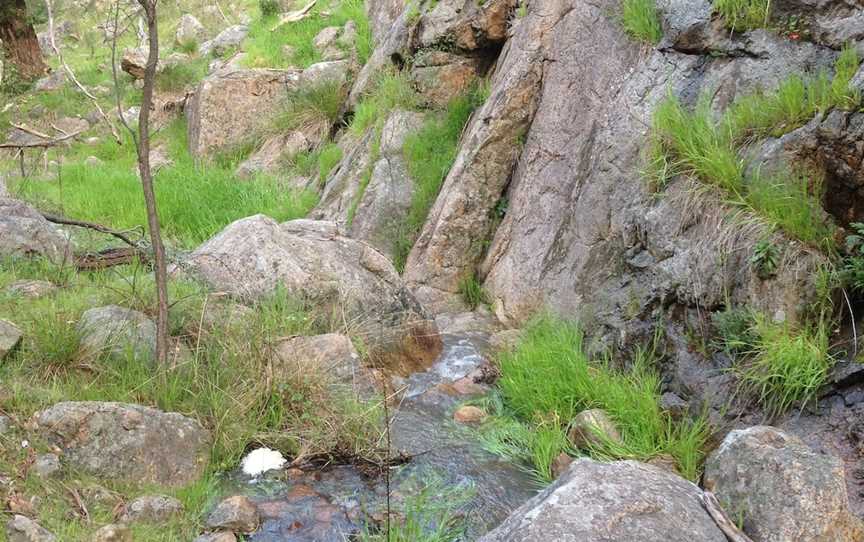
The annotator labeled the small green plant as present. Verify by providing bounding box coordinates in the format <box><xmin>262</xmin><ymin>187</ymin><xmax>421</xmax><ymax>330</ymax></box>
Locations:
<box><xmin>317</xmin><ymin>142</ymin><xmax>343</xmax><ymax>181</ymax></box>
<box><xmin>713</xmin><ymin>0</ymin><xmax>771</xmax><ymax>31</ymax></box>
<box><xmin>621</xmin><ymin>0</ymin><xmax>663</xmax><ymax>44</ymax></box>
<box><xmin>177</xmin><ymin>39</ymin><xmax>199</xmax><ymax>55</ymax></box>
<box><xmin>749</xmin><ymin>239</ymin><xmax>779</xmax><ymax>279</ymax></box>
<box><xmin>259</xmin><ymin>0</ymin><xmax>280</xmax><ymax>17</ymax></box>
<box><xmin>515</xmin><ymin>0</ymin><xmax>528</xmax><ymax>18</ymax></box>
<box><xmin>458</xmin><ymin>273</ymin><xmax>489</xmax><ymax>309</ymax></box>
<box><xmin>712</xmin><ymin>306</ymin><xmax>758</xmax><ymax>355</ymax></box>
<box><xmin>736</xmin><ymin>315</ymin><xmax>833</xmax><ymax>417</ymax></box>
<box><xmin>272</xmin><ymin>81</ymin><xmax>347</xmax><ymax>143</ymax></box>
<box><xmin>841</xmin><ymin>222</ymin><xmax>864</xmax><ymax>292</ymax></box>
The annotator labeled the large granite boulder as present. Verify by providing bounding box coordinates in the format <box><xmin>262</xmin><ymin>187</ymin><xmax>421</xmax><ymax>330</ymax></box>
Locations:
<box><xmin>186</xmin><ymin>69</ymin><xmax>299</xmax><ymax>159</ymax></box>
<box><xmin>77</xmin><ymin>305</ymin><xmax>156</xmax><ymax>362</ymax></box>
<box><xmin>175</xmin><ymin>14</ymin><xmax>207</xmax><ymax>47</ymax></box>
<box><xmin>479</xmin><ymin>459</ymin><xmax>726</xmax><ymax>541</ymax></box>
<box><xmin>182</xmin><ymin>217</ymin><xmax>439</xmax><ymax>356</ymax></box>
<box><xmin>33</xmin><ymin>402</ymin><xmax>210</xmax><ymax>487</ymax></box>
<box><xmin>704</xmin><ymin>426</ymin><xmax>864</xmax><ymax>542</ymax></box>
<box><xmin>0</xmin><ymin>199</ymin><xmax>70</xmax><ymax>261</ymax></box>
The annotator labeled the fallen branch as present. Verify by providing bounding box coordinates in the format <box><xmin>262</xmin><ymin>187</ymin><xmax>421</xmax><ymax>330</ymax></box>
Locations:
<box><xmin>75</xmin><ymin>247</ymin><xmax>148</xmax><ymax>271</ymax></box>
<box><xmin>0</xmin><ymin>129</ymin><xmax>85</xmax><ymax>149</ymax></box>
<box><xmin>9</xmin><ymin>122</ymin><xmax>53</xmax><ymax>140</ymax></box>
<box><xmin>701</xmin><ymin>491</ymin><xmax>754</xmax><ymax>542</ymax></box>
<box><xmin>270</xmin><ymin>0</ymin><xmax>317</xmax><ymax>31</ymax></box>
<box><xmin>40</xmin><ymin>212</ymin><xmax>142</xmax><ymax>247</ymax></box>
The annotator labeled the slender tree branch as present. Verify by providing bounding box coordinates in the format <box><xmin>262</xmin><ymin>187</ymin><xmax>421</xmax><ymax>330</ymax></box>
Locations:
<box><xmin>40</xmin><ymin>212</ymin><xmax>141</xmax><ymax>247</ymax></box>
<box><xmin>701</xmin><ymin>492</ymin><xmax>755</xmax><ymax>542</ymax></box>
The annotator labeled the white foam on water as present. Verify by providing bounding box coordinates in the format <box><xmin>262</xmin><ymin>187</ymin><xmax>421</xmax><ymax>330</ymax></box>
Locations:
<box><xmin>241</xmin><ymin>447</ymin><xmax>287</xmax><ymax>477</ymax></box>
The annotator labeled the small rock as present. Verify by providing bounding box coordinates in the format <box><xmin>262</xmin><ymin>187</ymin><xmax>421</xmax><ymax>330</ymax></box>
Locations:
<box><xmin>85</xmin><ymin>137</ymin><xmax>101</xmax><ymax>145</ymax></box>
<box><xmin>119</xmin><ymin>495</ymin><xmax>183</xmax><ymax>523</ymax></box>
<box><xmin>0</xmin><ymin>415</ymin><xmax>11</xmax><ymax>434</ymax></box>
<box><xmin>550</xmin><ymin>452</ymin><xmax>573</xmax><ymax>479</ymax></box>
<box><xmin>7</xmin><ymin>280</ymin><xmax>57</xmax><ymax>299</ymax></box>
<box><xmin>5</xmin><ymin>515</ymin><xmax>56</xmax><ymax>542</ymax></box>
<box><xmin>299</xmin><ymin>60</ymin><xmax>349</xmax><ymax>88</ymax></box>
<box><xmin>91</xmin><ymin>523</ymin><xmax>131</xmax><ymax>542</ymax></box>
<box><xmin>84</xmin><ymin>156</ymin><xmax>103</xmax><ymax>167</ymax></box>
<box><xmin>660</xmin><ymin>392</ymin><xmax>688</xmax><ymax>418</ymax></box>
<box><xmin>121</xmin><ymin>48</ymin><xmax>148</xmax><ymax>79</ymax></box>
<box><xmin>566</xmin><ymin>409</ymin><xmax>622</xmax><ymax>450</ymax></box>
<box><xmin>0</xmin><ymin>320</ymin><xmax>23</xmax><ymax>360</ymax></box>
<box><xmin>453</xmin><ymin>405</ymin><xmax>487</xmax><ymax>424</ymax></box>
<box><xmin>313</xmin><ymin>26</ymin><xmax>341</xmax><ymax>50</ymax></box>
<box><xmin>645</xmin><ymin>453</ymin><xmax>679</xmax><ymax>474</ymax></box>
<box><xmin>205</xmin><ymin>495</ymin><xmax>260</xmax><ymax>533</ymax></box>
<box><xmin>33</xmin><ymin>453</ymin><xmax>61</xmax><ymax>479</ymax></box>
<box><xmin>34</xmin><ymin>71</ymin><xmax>66</xmax><ymax>92</ymax></box>
<box><xmin>844</xmin><ymin>388</ymin><xmax>864</xmax><ymax>406</ymax></box>
<box><xmin>200</xmin><ymin>25</ymin><xmax>248</xmax><ymax>57</ymax></box>
<box><xmin>77</xmin><ymin>305</ymin><xmax>156</xmax><ymax>362</ymax></box>
<box><xmin>193</xmin><ymin>533</ymin><xmax>236</xmax><ymax>542</ymax></box>
<box><xmin>338</xmin><ymin>21</ymin><xmax>357</xmax><ymax>47</ymax></box>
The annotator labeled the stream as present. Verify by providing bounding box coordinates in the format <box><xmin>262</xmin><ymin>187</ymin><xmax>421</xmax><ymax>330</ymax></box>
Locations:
<box><xmin>219</xmin><ymin>333</ymin><xmax>539</xmax><ymax>541</ymax></box>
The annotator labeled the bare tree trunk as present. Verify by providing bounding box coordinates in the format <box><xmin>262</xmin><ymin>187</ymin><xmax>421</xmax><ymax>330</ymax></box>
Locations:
<box><xmin>136</xmin><ymin>0</ymin><xmax>169</xmax><ymax>365</ymax></box>
<box><xmin>0</xmin><ymin>0</ymin><xmax>47</xmax><ymax>81</ymax></box>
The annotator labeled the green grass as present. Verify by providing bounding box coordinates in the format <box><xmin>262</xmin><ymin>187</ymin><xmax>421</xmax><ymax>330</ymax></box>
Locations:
<box><xmin>713</xmin><ymin>0</ymin><xmax>771</xmax><ymax>31</ymax></box>
<box><xmin>458</xmin><ymin>273</ymin><xmax>489</xmax><ymax>309</ymax></box>
<box><xmin>350</xmin><ymin>70</ymin><xmax>419</xmax><ymax>136</ymax></box>
<box><xmin>10</xmin><ymin>119</ymin><xmax>318</xmax><ymax>248</ymax></box>
<box><xmin>650</xmin><ymin>46</ymin><xmax>861</xmax><ymax>248</ymax></box>
<box><xmin>270</xmin><ymin>80</ymin><xmax>347</xmax><ymax>142</ymax></box>
<box><xmin>155</xmin><ymin>56</ymin><xmax>209</xmax><ymax>92</ymax></box>
<box><xmin>0</xmin><ymin>253</ymin><xmax>385</xmax><ymax>539</ymax></box>
<box><xmin>621</xmin><ymin>0</ymin><xmax>663</xmax><ymax>44</ymax></box>
<box><xmin>734</xmin><ymin>314</ymin><xmax>833</xmax><ymax>417</ymax></box>
<box><xmin>317</xmin><ymin>141</ymin><xmax>343</xmax><ymax>181</ymax></box>
<box><xmin>481</xmin><ymin>316</ymin><xmax>709</xmax><ymax>482</ymax></box>
<box><xmin>392</xmin><ymin>87</ymin><xmax>486</xmax><ymax>270</ymax></box>
<box><xmin>243</xmin><ymin>0</ymin><xmax>373</xmax><ymax>69</ymax></box>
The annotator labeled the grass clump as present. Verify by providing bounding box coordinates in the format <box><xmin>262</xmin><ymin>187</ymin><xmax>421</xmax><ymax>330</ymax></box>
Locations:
<box><xmin>392</xmin><ymin>86</ymin><xmax>486</xmax><ymax>270</ymax></box>
<box><xmin>351</xmin><ymin>70</ymin><xmax>419</xmax><ymax>136</ymax></box>
<box><xmin>621</xmin><ymin>0</ymin><xmax>663</xmax><ymax>44</ymax></box>
<box><xmin>317</xmin><ymin>142</ymin><xmax>343</xmax><ymax>180</ymax></box>
<box><xmin>458</xmin><ymin>273</ymin><xmax>489</xmax><ymax>309</ymax></box>
<box><xmin>713</xmin><ymin>0</ymin><xmax>771</xmax><ymax>31</ymax></box>
<box><xmin>155</xmin><ymin>56</ymin><xmax>208</xmax><ymax>92</ymax></box>
<box><xmin>271</xmin><ymin>80</ymin><xmax>347</xmax><ymax>142</ymax></box>
<box><xmin>482</xmin><ymin>316</ymin><xmax>709</xmax><ymax>482</ymax></box>
<box><xmin>730</xmin><ymin>314</ymin><xmax>833</xmax><ymax>417</ymax></box>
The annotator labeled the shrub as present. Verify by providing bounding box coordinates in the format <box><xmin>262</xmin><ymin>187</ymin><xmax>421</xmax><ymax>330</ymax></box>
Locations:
<box><xmin>621</xmin><ymin>0</ymin><xmax>663</xmax><ymax>44</ymax></box>
<box><xmin>259</xmin><ymin>0</ymin><xmax>280</xmax><ymax>17</ymax></box>
<box><xmin>486</xmin><ymin>315</ymin><xmax>709</xmax><ymax>481</ymax></box>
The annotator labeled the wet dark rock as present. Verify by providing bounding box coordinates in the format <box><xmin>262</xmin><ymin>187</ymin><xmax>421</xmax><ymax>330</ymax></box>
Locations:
<box><xmin>205</xmin><ymin>495</ymin><xmax>260</xmax><ymax>533</ymax></box>
<box><xmin>660</xmin><ymin>392</ymin><xmax>689</xmax><ymax>418</ymax></box>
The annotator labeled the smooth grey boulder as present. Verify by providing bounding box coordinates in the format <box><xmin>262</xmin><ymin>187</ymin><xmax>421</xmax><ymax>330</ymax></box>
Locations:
<box><xmin>77</xmin><ymin>305</ymin><xmax>156</xmax><ymax>362</ymax></box>
<box><xmin>704</xmin><ymin>426</ymin><xmax>864</xmax><ymax>542</ymax></box>
<box><xmin>199</xmin><ymin>25</ymin><xmax>248</xmax><ymax>57</ymax></box>
<box><xmin>175</xmin><ymin>14</ymin><xmax>206</xmax><ymax>47</ymax></box>
<box><xmin>274</xmin><ymin>333</ymin><xmax>375</xmax><ymax>397</ymax></box>
<box><xmin>183</xmin><ymin>216</ymin><xmax>439</xmax><ymax>355</ymax></box>
<box><xmin>0</xmin><ymin>320</ymin><xmax>22</xmax><ymax>360</ymax></box>
<box><xmin>33</xmin><ymin>402</ymin><xmax>210</xmax><ymax>487</ymax></box>
<box><xmin>479</xmin><ymin>459</ymin><xmax>726</xmax><ymax>541</ymax></box>
<box><xmin>186</xmin><ymin>68</ymin><xmax>299</xmax><ymax>159</ymax></box>
<box><xmin>0</xmin><ymin>199</ymin><xmax>70</xmax><ymax>260</ymax></box>
<box><xmin>5</xmin><ymin>516</ymin><xmax>56</xmax><ymax>542</ymax></box>
<box><xmin>299</xmin><ymin>59</ymin><xmax>350</xmax><ymax>88</ymax></box>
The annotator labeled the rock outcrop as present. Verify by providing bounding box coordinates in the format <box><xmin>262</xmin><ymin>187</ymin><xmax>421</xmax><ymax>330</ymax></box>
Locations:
<box><xmin>182</xmin><ymin>216</ymin><xmax>439</xmax><ymax>356</ymax></box>
<box><xmin>479</xmin><ymin>459</ymin><xmax>726</xmax><ymax>541</ymax></box>
<box><xmin>34</xmin><ymin>402</ymin><xmax>210</xmax><ymax>487</ymax></box>
<box><xmin>0</xmin><ymin>199</ymin><xmax>70</xmax><ymax>260</ymax></box>
<box><xmin>704</xmin><ymin>426</ymin><xmax>864</xmax><ymax>542</ymax></box>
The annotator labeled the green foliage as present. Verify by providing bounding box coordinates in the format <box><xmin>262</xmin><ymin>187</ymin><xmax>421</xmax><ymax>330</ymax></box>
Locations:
<box><xmin>735</xmin><ymin>316</ymin><xmax>833</xmax><ymax>417</ymax></box>
<box><xmin>713</xmin><ymin>0</ymin><xmax>771</xmax><ymax>31</ymax></box>
<box><xmin>317</xmin><ymin>142</ymin><xmax>343</xmax><ymax>180</ymax></box>
<box><xmin>650</xmin><ymin>47</ymin><xmax>863</xmax><ymax>248</ymax></box>
<box><xmin>841</xmin><ymin>222</ymin><xmax>864</xmax><ymax>292</ymax></box>
<box><xmin>749</xmin><ymin>239</ymin><xmax>780</xmax><ymax>279</ymax></box>
<box><xmin>458</xmin><ymin>273</ymin><xmax>489</xmax><ymax>309</ymax></box>
<box><xmin>392</xmin><ymin>87</ymin><xmax>486</xmax><ymax>270</ymax></box>
<box><xmin>259</xmin><ymin>0</ymin><xmax>280</xmax><ymax>17</ymax></box>
<box><xmin>13</xmin><ymin>119</ymin><xmax>318</xmax><ymax>247</ymax></box>
<box><xmin>358</xmin><ymin>477</ymin><xmax>473</xmax><ymax>542</ymax></box>
<box><xmin>621</xmin><ymin>0</ymin><xmax>663</xmax><ymax>44</ymax></box>
<box><xmin>351</xmin><ymin>69</ymin><xmax>419</xmax><ymax>136</ymax></box>
<box><xmin>244</xmin><ymin>0</ymin><xmax>373</xmax><ymax>69</ymax></box>
<box><xmin>712</xmin><ymin>306</ymin><xmax>759</xmax><ymax>355</ymax></box>
<box><xmin>485</xmin><ymin>315</ymin><xmax>709</xmax><ymax>482</ymax></box>
<box><xmin>155</xmin><ymin>57</ymin><xmax>208</xmax><ymax>92</ymax></box>
<box><xmin>271</xmin><ymin>80</ymin><xmax>347</xmax><ymax>141</ymax></box>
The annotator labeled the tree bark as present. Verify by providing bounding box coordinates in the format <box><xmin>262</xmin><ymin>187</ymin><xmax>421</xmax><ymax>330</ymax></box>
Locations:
<box><xmin>136</xmin><ymin>0</ymin><xmax>169</xmax><ymax>365</ymax></box>
<box><xmin>0</xmin><ymin>0</ymin><xmax>47</xmax><ymax>81</ymax></box>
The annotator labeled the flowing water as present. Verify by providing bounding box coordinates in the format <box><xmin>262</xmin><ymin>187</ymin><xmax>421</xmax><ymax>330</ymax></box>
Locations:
<box><xmin>219</xmin><ymin>333</ymin><xmax>538</xmax><ymax>541</ymax></box>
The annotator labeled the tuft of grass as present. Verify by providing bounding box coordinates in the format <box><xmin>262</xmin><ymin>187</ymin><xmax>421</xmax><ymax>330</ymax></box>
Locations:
<box><xmin>483</xmin><ymin>315</ymin><xmax>709</xmax><ymax>482</ymax></box>
<box><xmin>350</xmin><ymin>69</ymin><xmax>419</xmax><ymax>136</ymax></box>
<box><xmin>271</xmin><ymin>80</ymin><xmax>347</xmax><ymax>142</ymax></box>
<box><xmin>621</xmin><ymin>0</ymin><xmax>663</xmax><ymax>44</ymax></box>
<box><xmin>713</xmin><ymin>0</ymin><xmax>771</xmax><ymax>31</ymax></box>
<box><xmin>155</xmin><ymin>57</ymin><xmax>208</xmax><ymax>92</ymax></box>
<box><xmin>735</xmin><ymin>315</ymin><xmax>833</xmax><ymax>417</ymax></box>
<box><xmin>458</xmin><ymin>273</ymin><xmax>489</xmax><ymax>310</ymax></box>
<box><xmin>392</xmin><ymin>87</ymin><xmax>486</xmax><ymax>270</ymax></box>
<box><xmin>244</xmin><ymin>0</ymin><xmax>373</xmax><ymax>69</ymax></box>
<box><xmin>12</xmin><ymin>119</ymin><xmax>318</xmax><ymax>248</ymax></box>
<box><xmin>317</xmin><ymin>142</ymin><xmax>343</xmax><ymax>181</ymax></box>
